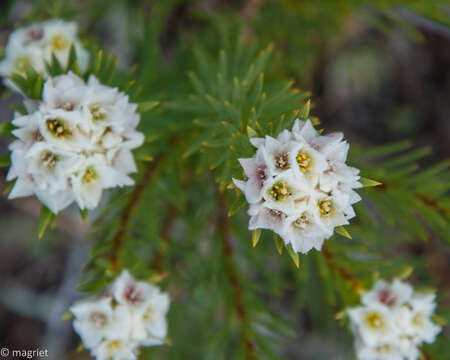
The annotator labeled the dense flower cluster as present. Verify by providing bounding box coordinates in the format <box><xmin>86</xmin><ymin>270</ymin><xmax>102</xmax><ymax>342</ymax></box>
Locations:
<box><xmin>233</xmin><ymin>119</ymin><xmax>361</xmax><ymax>254</ymax></box>
<box><xmin>7</xmin><ymin>72</ymin><xmax>144</xmax><ymax>213</ymax></box>
<box><xmin>70</xmin><ymin>270</ymin><xmax>170</xmax><ymax>360</ymax></box>
<box><xmin>348</xmin><ymin>279</ymin><xmax>441</xmax><ymax>360</ymax></box>
<box><xmin>0</xmin><ymin>19</ymin><xmax>89</xmax><ymax>83</ymax></box>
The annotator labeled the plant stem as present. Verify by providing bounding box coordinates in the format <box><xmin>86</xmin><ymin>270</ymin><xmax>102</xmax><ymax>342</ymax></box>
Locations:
<box><xmin>214</xmin><ymin>180</ymin><xmax>256</xmax><ymax>360</ymax></box>
<box><xmin>322</xmin><ymin>244</ymin><xmax>363</xmax><ymax>293</ymax></box>
<box><xmin>109</xmin><ymin>154</ymin><xmax>165</xmax><ymax>273</ymax></box>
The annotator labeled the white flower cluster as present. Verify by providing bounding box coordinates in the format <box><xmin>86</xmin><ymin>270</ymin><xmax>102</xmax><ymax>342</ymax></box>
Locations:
<box><xmin>348</xmin><ymin>279</ymin><xmax>441</xmax><ymax>360</ymax></box>
<box><xmin>70</xmin><ymin>270</ymin><xmax>170</xmax><ymax>360</ymax></box>
<box><xmin>7</xmin><ymin>72</ymin><xmax>144</xmax><ymax>213</ymax></box>
<box><xmin>233</xmin><ymin>119</ymin><xmax>361</xmax><ymax>254</ymax></box>
<box><xmin>0</xmin><ymin>19</ymin><xmax>89</xmax><ymax>82</ymax></box>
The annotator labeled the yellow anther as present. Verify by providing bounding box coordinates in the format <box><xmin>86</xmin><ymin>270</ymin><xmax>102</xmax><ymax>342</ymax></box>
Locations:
<box><xmin>269</xmin><ymin>181</ymin><xmax>291</xmax><ymax>201</ymax></box>
<box><xmin>51</xmin><ymin>34</ymin><xmax>68</xmax><ymax>50</ymax></box>
<box><xmin>319</xmin><ymin>199</ymin><xmax>335</xmax><ymax>217</ymax></box>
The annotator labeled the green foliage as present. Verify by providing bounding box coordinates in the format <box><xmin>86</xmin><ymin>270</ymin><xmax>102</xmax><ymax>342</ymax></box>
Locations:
<box><xmin>0</xmin><ymin>0</ymin><xmax>449</xmax><ymax>359</ymax></box>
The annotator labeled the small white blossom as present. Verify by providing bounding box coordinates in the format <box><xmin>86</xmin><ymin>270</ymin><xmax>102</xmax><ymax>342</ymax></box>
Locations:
<box><xmin>70</xmin><ymin>297</ymin><xmax>131</xmax><ymax>349</ymax></box>
<box><xmin>92</xmin><ymin>339</ymin><xmax>139</xmax><ymax>360</ymax></box>
<box><xmin>248</xmin><ymin>203</ymin><xmax>288</xmax><ymax>236</ymax></box>
<box><xmin>6</xmin><ymin>72</ymin><xmax>144</xmax><ymax>213</ymax></box>
<box><xmin>362</xmin><ymin>279</ymin><xmax>413</xmax><ymax>308</ymax></box>
<box><xmin>70</xmin><ymin>270</ymin><xmax>170</xmax><ymax>360</ymax></box>
<box><xmin>233</xmin><ymin>119</ymin><xmax>362</xmax><ymax>253</ymax></box>
<box><xmin>0</xmin><ymin>19</ymin><xmax>89</xmax><ymax>87</ymax></box>
<box><xmin>348</xmin><ymin>278</ymin><xmax>441</xmax><ymax>360</ymax></box>
<box><xmin>348</xmin><ymin>304</ymin><xmax>397</xmax><ymax>347</ymax></box>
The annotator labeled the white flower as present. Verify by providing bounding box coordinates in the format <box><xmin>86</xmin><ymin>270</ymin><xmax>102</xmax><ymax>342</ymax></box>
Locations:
<box><xmin>282</xmin><ymin>211</ymin><xmax>332</xmax><ymax>253</ymax></box>
<box><xmin>397</xmin><ymin>293</ymin><xmax>442</xmax><ymax>344</ymax></box>
<box><xmin>348</xmin><ymin>279</ymin><xmax>441</xmax><ymax>360</ymax></box>
<box><xmin>132</xmin><ymin>290</ymin><xmax>170</xmax><ymax>346</ymax></box>
<box><xmin>248</xmin><ymin>203</ymin><xmax>288</xmax><ymax>236</ymax></box>
<box><xmin>0</xmin><ymin>19</ymin><xmax>89</xmax><ymax>86</ymax></box>
<box><xmin>233</xmin><ymin>148</ymin><xmax>270</xmax><ymax>204</ymax></box>
<box><xmin>348</xmin><ymin>304</ymin><xmax>397</xmax><ymax>347</ymax></box>
<box><xmin>7</xmin><ymin>72</ymin><xmax>144</xmax><ymax>213</ymax></box>
<box><xmin>113</xmin><ymin>270</ymin><xmax>159</xmax><ymax>310</ymax></box>
<box><xmin>261</xmin><ymin>169</ymin><xmax>310</xmax><ymax>215</ymax></box>
<box><xmin>355</xmin><ymin>339</ymin><xmax>406</xmax><ymax>360</ymax></box>
<box><xmin>70</xmin><ymin>297</ymin><xmax>131</xmax><ymax>349</ymax></box>
<box><xmin>70</xmin><ymin>270</ymin><xmax>170</xmax><ymax>360</ymax></box>
<box><xmin>92</xmin><ymin>339</ymin><xmax>139</xmax><ymax>360</ymax></box>
<box><xmin>71</xmin><ymin>154</ymin><xmax>133</xmax><ymax>210</ymax></box>
<box><xmin>234</xmin><ymin>119</ymin><xmax>362</xmax><ymax>254</ymax></box>
<box><xmin>362</xmin><ymin>279</ymin><xmax>413</xmax><ymax>308</ymax></box>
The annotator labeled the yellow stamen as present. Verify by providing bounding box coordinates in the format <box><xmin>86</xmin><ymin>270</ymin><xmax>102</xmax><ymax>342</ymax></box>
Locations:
<box><xmin>269</xmin><ymin>181</ymin><xmax>292</xmax><ymax>201</ymax></box>
<box><xmin>296</xmin><ymin>150</ymin><xmax>313</xmax><ymax>173</ymax></box>
<box><xmin>51</xmin><ymin>34</ymin><xmax>68</xmax><ymax>50</ymax></box>
<box><xmin>365</xmin><ymin>312</ymin><xmax>385</xmax><ymax>330</ymax></box>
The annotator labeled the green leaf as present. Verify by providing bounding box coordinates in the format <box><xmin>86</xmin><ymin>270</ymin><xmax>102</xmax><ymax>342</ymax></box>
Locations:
<box><xmin>252</xmin><ymin>229</ymin><xmax>261</xmax><ymax>247</ymax></box>
<box><xmin>46</xmin><ymin>53</ymin><xmax>64</xmax><ymax>77</ymax></box>
<box><xmin>38</xmin><ymin>206</ymin><xmax>54</xmax><ymax>239</ymax></box>
<box><xmin>0</xmin><ymin>154</ymin><xmax>10</xmax><ymax>167</ymax></box>
<box><xmin>3</xmin><ymin>180</ymin><xmax>15</xmax><ymax>196</ymax></box>
<box><xmin>431</xmin><ymin>314</ymin><xmax>447</xmax><ymax>326</ymax></box>
<box><xmin>396</xmin><ymin>266</ymin><xmax>413</xmax><ymax>280</ymax></box>
<box><xmin>66</xmin><ymin>44</ymin><xmax>78</xmax><ymax>74</ymax></box>
<box><xmin>274</xmin><ymin>233</ymin><xmax>284</xmax><ymax>254</ymax></box>
<box><xmin>227</xmin><ymin>195</ymin><xmax>246</xmax><ymax>217</ymax></box>
<box><xmin>61</xmin><ymin>312</ymin><xmax>73</xmax><ymax>321</ymax></box>
<box><xmin>299</xmin><ymin>99</ymin><xmax>311</xmax><ymax>120</ymax></box>
<box><xmin>0</xmin><ymin>121</ymin><xmax>15</xmax><ymax>136</ymax></box>
<box><xmin>138</xmin><ymin>101</ymin><xmax>160</xmax><ymax>113</ymax></box>
<box><xmin>360</xmin><ymin>177</ymin><xmax>382</xmax><ymax>187</ymax></box>
<box><xmin>335</xmin><ymin>226</ymin><xmax>352</xmax><ymax>239</ymax></box>
<box><xmin>80</xmin><ymin>209</ymin><xmax>89</xmax><ymax>224</ymax></box>
<box><xmin>10</xmin><ymin>104</ymin><xmax>27</xmax><ymax>115</ymax></box>
<box><xmin>246</xmin><ymin>125</ymin><xmax>258</xmax><ymax>138</ymax></box>
<box><xmin>286</xmin><ymin>244</ymin><xmax>300</xmax><ymax>268</ymax></box>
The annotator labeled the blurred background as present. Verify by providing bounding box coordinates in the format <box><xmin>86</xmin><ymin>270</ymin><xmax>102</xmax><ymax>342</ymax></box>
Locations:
<box><xmin>0</xmin><ymin>0</ymin><xmax>449</xmax><ymax>359</ymax></box>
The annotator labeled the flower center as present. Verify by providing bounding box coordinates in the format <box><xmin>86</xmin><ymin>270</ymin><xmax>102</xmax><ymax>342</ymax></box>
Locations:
<box><xmin>14</xmin><ymin>56</ymin><xmax>31</xmax><ymax>73</ymax></box>
<box><xmin>58</xmin><ymin>102</ymin><xmax>75</xmax><ymax>111</ymax></box>
<box><xmin>267</xmin><ymin>208</ymin><xmax>285</xmax><ymax>221</ymax></box>
<box><xmin>375</xmin><ymin>344</ymin><xmax>391</xmax><ymax>354</ymax></box>
<box><xmin>89</xmin><ymin>104</ymin><xmax>107</xmax><ymax>121</ymax></box>
<box><xmin>33</xmin><ymin>130</ymin><xmax>44</xmax><ymax>142</ymax></box>
<box><xmin>123</xmin><ymin>283</ymin><xmax>143</xmax><ymax>305</ymax></box>
<box><xmin>89</xmin><ymin>311</ymin><xmax>108</xmax><ymax>328</ymax></box>
<box><xmin>269</xmin><ymin>181</ymin><xmax>292</xmax><ymax>201</ymax></box>
<box><xmin>46</xmin><ymin>118</ymin><xmax>72</xmax><ymax>139</ymax></box>
<box><xmin>365</xmin><ymin>312</ymin><xmax>385</xmax><ymax>330</ymax></box>
<box><xmin>296</xmin><ymin>151</ymin><xmax>314</xmax><ymax>173</ymax></box>
<box><xmin>40</xmin><ymin>151</ymin><xmax>59</xmax><ymax>169</ymax></box>
<box><xmin>412</xmin><ymin>312</ymin><xmax>424</xmax><ymax>326</ymax></box>
<box><xmin>27</xmin><ymin>28</ymin><xmax>44</xmax><ymax>41</ymax></box>
<box><xmin>293</xmin><ymin>213</ymin><xmax>310</xmax><ymax>229</ymax></box>
<box><xmin>51</xmin><ymin>34</ymin><xmax>69</xmax><ymax>51</ymax></box>
<box><xmin>378</xmin><ymin>289</ymin><xmax>397</xmax><ymax>307</ymax></box>
<box><xmin>318</xmin><ymin>199</ymin><xmax>336</xmax><ymax>217</ymax></box>
<box><xmin>256</xmin><ymin>166</ymin><xmax>266</xmax><ymax>181</ymax></box>
<box><xmin>143</xmin><ymin>306</ymin><xmax>153</xmax><ymax>322</ymax></box>
<box><xmin>274</xmin><ymin>152</ymin><xmax>289</xmax><ymax>170</ymax></box>
<box><xmin>107</xmin><ymin>341</ymin><xmax>123</xmax><ymax>355</ymax></box>
<box><xmin>82</xmin><ymin>166</ymin><xmax>98</xmax><ymax>184</ymax></box>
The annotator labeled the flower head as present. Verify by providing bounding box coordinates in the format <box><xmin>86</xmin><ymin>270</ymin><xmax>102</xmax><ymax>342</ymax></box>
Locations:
<box><xmin>233</xmin><ymin>119</ymin><xmax>361</xmax><ymax>254</ymax></box>
<box><xmin>70</xmin><ymin>270</ymin><xmax>170</xmax><ymax>360</ymax></box>
<box><xmin>7</xmin><ymin>72</ymin><xmax>144</xmax><ymax>213</ymax></box>
<box><xmin>0</xmin><ymin>19</ymin><xmax>89</xmax><ymax>87</ymax></box>
<box><xmin>348</xmin><ymin>278</ymin><xmax>441</xmax><ymax>360</ymax></box>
